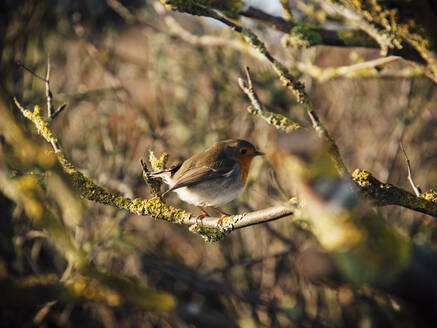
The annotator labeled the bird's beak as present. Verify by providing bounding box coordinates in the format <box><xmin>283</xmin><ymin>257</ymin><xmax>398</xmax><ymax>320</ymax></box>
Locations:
<box><xmin>254</xmin><ymin>151</ymin><xmax>265</xmax><ymax>156</ymax></box>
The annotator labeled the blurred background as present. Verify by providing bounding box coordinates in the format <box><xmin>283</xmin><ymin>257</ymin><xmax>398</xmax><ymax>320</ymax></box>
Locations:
<box><xmin>1</xmin><ymin>0</ymin><xmax>436</xmax><ymax>327</ymax></box>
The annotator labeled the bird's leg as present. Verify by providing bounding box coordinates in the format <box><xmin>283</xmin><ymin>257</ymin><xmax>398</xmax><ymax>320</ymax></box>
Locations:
<box><xmin>207</xmin><ymin>206</ymin><xmax>230</xmax><ymax>225</ymax></box>
<box><xmin>196</xmin><ymin>206</ymin><xmax>210</xmax><ymax>224</ymax></box>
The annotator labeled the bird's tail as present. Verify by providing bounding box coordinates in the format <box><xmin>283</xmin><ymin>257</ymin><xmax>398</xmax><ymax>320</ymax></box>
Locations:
<box><xmin>148</xmin><ymin>162</ymin><xmax>182</xmax><ymax>177</ymax></box>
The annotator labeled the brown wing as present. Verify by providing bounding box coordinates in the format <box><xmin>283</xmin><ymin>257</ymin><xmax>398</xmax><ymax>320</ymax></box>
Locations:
<box><xmin>164</xmin><ymin>159</ymin><xmax>235</xmax><ymax>194</ymax></box>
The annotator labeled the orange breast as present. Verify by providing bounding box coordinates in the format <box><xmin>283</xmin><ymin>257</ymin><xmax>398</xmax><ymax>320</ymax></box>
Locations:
<box><xmin>233</xmin><ymin>156</ymin><xmax>254</xmax><ymax>185</ymax></box>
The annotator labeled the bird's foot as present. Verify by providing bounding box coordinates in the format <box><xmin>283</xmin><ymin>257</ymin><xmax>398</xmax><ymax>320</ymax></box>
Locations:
<box><xmin>217</xmin><ymin>214</ymin><xmax>228</xmax><ymax>226</ymax></box>
<box><xmin>207</xmin><ymin>206</ymin><xmax>230</xmax><ymax>226</ymax></box>
<box><xmin>196</xmin><ymin>206</ymin><xmax>210</xmax><ymax>225</ymax></box>
<box><xmin>195</xmin><ymin>214</ymin><xmax>206</xmax><ymax>225</ymax></box>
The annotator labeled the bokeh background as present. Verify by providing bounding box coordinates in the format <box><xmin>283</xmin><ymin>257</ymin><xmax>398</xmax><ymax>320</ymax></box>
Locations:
<box><xmin>1</xmin><ymin>0</ymin><xmax>436</xmax><ymax>327</ymax></box>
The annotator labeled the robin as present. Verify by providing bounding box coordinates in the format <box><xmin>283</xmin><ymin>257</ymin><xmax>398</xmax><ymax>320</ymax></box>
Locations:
<box><xmin>150</xmin><ymin>139</ymin><xmax>264</xmax><ymax>220</ymax></box>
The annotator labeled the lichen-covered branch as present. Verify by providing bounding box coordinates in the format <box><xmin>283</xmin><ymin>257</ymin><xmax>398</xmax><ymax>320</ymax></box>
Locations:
<box><xmin>13</xmin><ymin>98</ymin><xmax>293</xmax><ymax>241</ymax></box>
<box><xmin>352</xmin><ymin>169</ymin><xmax>437</xmax><ymax>217</ymax></box>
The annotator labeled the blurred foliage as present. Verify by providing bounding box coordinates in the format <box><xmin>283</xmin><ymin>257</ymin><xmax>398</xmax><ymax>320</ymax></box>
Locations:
<box><xmin>1</xmin><ymin>0</ymin><xmax>437</xmax><ymax>327</ymax></box>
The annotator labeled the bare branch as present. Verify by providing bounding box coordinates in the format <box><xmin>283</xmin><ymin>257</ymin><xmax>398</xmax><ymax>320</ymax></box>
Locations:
<box><xmin>400</xmin><ymin>143</ymin><xmax>422</xmax><ymax>196</ymax></box>
<box><xmin>50</xmin><ymin>103</ymin><xmax>67</xmax><ymax>120</ymax></box>
<box><xmin>45</xmin><ymin>55</ymin><xmax>54</xmax><ymax>118</ymax></box>
<box><xmin>17</xmin><ymin>62</ymin><xmax>47</xmax><ymax>82</ymax></box>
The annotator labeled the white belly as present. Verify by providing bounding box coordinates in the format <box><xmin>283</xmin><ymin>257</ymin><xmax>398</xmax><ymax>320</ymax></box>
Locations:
<box><xmin>173</xmin><ymin>163</ymin><xmax>243</xmax><ymax>207</ymax></box>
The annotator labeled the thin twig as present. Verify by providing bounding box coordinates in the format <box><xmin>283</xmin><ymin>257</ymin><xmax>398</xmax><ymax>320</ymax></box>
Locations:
<box><xmin>17</xmin><ymin>62</ymin><xmax>48</xmax><ymax>82</ymax></box>
<box><xmin>46</xmin><ymin>55</ymin><xmax>54</xmax><ymax>118</ymax></box>
<box><xmin>400</xmin><ymin>142</ymin><xmax>421</xmax><ymax>196</ymax></box>
<box><xmin>50</xmin><ymin>103</ymin><xmax>67</xmax><ymax>120</ymax></box>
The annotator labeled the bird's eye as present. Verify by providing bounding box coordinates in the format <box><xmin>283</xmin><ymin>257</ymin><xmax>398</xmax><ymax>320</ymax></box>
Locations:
<box><xmin>240</xmin><ymin>148</ymin><xmax>247</xmax><ymax>155</ymax></box>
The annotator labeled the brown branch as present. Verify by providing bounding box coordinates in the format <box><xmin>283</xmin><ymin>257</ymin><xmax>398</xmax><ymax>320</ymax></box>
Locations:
<box><xmin>239</xmin><ymin>6</ymin><xmax>377</xmax><ymax>48</ymax></box>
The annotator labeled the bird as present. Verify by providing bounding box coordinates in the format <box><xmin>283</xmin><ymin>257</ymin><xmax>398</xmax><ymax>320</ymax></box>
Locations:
<box><xmin>149</xmin><ymin>139</ymin><xmax>264</xmax><ymax>220</ymax></box>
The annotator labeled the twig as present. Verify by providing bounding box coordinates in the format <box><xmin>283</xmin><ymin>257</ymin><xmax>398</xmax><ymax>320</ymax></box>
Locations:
<box><xmin>17</xmin><ymin>62</ymin><xmax>47</xmax><ymax>82</ymax></box>
<box><xmin>400</xmin><ymin>143</ymin><xmax>422</xmax><ymax>196</ymax></box>
<box><xmin>19</xmin><ymin>57</ymin><xmax>68</xmax><ymax>123</ymax></box>
<box><xmin>50</xmin><ymin>103</ymin><xmax>67</xmax><ymax>120</ymax></box>
<box><xmin>46</xmin><ymin>55</ymin><xmax>54</xmax><ymax>118</ymax></box>
<box><xmin>106</xmin><ymin>0</ymin><xmax>135</xmax><ymax>23</ymax></box>
<box><xmin>335</xmin><ymin>56</ymin><xmax>401</xmax><ymax>75</ymax></box>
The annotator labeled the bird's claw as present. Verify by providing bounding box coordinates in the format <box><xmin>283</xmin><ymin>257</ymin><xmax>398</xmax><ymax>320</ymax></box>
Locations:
<box><xmin>195</xmin><ymin>214</ymin><xmax>206</xmax><ymax>225</ymax></box>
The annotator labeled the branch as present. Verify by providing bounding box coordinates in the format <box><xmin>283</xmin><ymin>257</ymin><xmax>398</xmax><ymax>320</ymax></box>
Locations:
<box><xmin>352</xmin><ymin>169</ymin><xmax>436</xmax><ymax>217</ymax></box>
<box><xmin>239</xmin><ymin>6</ymin><xmax>377</xmax><ymax>48</ymax></box>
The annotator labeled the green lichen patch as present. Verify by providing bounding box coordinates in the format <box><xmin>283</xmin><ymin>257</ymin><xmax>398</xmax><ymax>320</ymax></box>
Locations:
<box><xmin>189</xmin><ymin>224</ymin><xmax>231</xmax><ymax>242</ymax></box>
<box><xmin>134</xmin><ymin>196</ymin><xmax>192</xmax><ymax>224</ymax></box>
<box><xmin>159</xmin><ymin>0</ymin><xmax>242</xmax><ymax>17</ymax></box>
<box><xmin>149</xmin><ymin>151</ymin><xmax>169</xmax><ymax>171</ymax></box>
<box><xmin>352</xmin><ymin>169</ymin><xmax>437</xmax><ymax>217</ymax></box>
<box><xmin>352</xmin><ymin>169</ymin><xmax>372</xmax><ymax>188</ymax></box>
<box><xmin>20</xmin><ymin>105</ymin><xmax>58</xmax><ymax>145</ymax></box>
<box><xmin>337</xmin><ymin>29</ymin><xmax>377</xmax><ymax>47</ymax></box>
<box><xmin>281</xmin><ymin>25</ymin><xmax>323</xmax><ymax>48</ymax></box>
<box><xmin>247</xmin><ymin>106</ymin><xmax>300</xmax><ymax>132</ymax></box>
